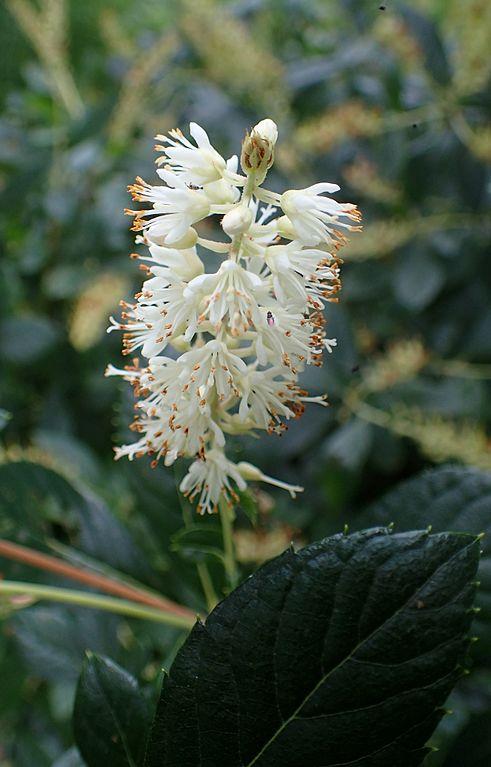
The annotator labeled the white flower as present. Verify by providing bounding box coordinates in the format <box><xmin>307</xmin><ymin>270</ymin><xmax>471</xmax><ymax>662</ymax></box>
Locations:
<box><xmin>109</xmin><ymin>120</ymin><xmax>361</xmax><ymax>513</ymax></box>
<box><xmin>201</xmin><ymin>177</ymin><xmax>239</xmax><ymax>205</ymax></box>
<box><xmin>251</xmin><ymin>304</ymin><xmax>316</xmax><ymax>368</ymax></box>
<box><xmin>155</xmin><ymin>122</ymin><xmax>229</xmax><ymax>184</ymax></box>
<box><xmin>265</xmin><ymin>245</ymin><xmax>309</xmax><ymax>308</ymax></box>
<box><xmin>127</xmin><ymin>173</ymin><xmax>211</xmax><ymax>244</ymax></box>
<box><xmin>280</xmin><ymin>183</ymin><xmax>361</xmax><ymax>246</ymax></box>
<box><xmin>146</xmin><ymin>243</ymin><xmax>204</xmax><ymax>281</ymax></box>
<box><xmin>186</xmin><ymin>260</ymin><xmax>266</xmax><ymax>335</ymax></box>
<box><xmin>236</xmin><ymin>366</ymin><xmax>295</xmax><ymax>431</ymax></box>
<box><xmin>180</xmin><ymin>449</ymin><xmax>247</xmax><ymax>515</ymax></box>
<box><xmin>176</xmin><ymin>339</ymin><xmax>247</xmax><ymax>402</ymax></box>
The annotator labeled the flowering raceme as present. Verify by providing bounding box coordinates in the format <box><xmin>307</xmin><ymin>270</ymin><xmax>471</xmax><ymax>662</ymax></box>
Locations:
<box><xmin>107</xmin><ymin>119</ymin><xmax>361</xmax><ymax>514</ymax></box>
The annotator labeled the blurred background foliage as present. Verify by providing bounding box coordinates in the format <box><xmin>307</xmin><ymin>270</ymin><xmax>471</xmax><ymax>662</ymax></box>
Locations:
<box><xmin>0</xmin><ymin>0</ymin><xmax>490</xmax><ymax>764</ymax></box>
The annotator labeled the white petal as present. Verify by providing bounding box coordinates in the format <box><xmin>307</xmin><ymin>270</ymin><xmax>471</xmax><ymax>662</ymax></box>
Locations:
<box><xmin>189</xmin><ymin>122</ymin><xmax>211</xmax><ymax>148</ymax></box>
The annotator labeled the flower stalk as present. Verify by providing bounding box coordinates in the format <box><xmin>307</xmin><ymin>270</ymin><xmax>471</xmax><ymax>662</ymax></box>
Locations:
<box><xmin>0</xmin><ymin>537</ymin><xmax>194</xmax><ymax>620</ymax></box>
<box><xmin>107</xmin><ymin>118</ymin><xmax>360</xmax><ymax>516</ymax></box>
<box><xmin>219</xmin><ymin>495</ymin><xmax>238</xmax><ymax>591</ymax></box>
<box><xmin>0</xmin><ymin>580</ymin><xmax>195</xmax><ymax>629</ymax></box>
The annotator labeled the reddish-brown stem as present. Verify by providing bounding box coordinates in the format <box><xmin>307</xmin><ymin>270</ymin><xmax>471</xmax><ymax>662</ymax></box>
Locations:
<box><xmin>0</xmin><ymin>538</ymin><xmax>195</xmax><ymax>621</ymax></box>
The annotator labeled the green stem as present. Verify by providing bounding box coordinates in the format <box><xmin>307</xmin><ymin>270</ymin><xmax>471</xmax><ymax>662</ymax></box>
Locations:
<box><xmin>0</xmin><ymin>580</ymin><xmax>195</xmax><ymax>629</ymax></box>
<box><xmin>196</xmin><ymin>562</ymin><xmax>218</xmax><ymax>611</ymax></box>
<box><xmin>177</xmin><ymin>476</ymin><xmax>218</xmax><ymax>610</ymax></box>
<box><xmin>219</xmin><ymin>496</ymin><xmax>238</xmax><ymax>590</ymax></box>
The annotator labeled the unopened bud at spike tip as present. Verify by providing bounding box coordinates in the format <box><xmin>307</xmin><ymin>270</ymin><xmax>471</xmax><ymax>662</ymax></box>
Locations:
<box><xmin>240</xmin><ymin>119</ymin><xmax>278</xmax><ymax>182</ymax></box>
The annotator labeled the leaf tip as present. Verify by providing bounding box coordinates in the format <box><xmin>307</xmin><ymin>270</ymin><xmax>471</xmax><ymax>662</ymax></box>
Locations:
<box><xmin>456</xmin><ymin>665</ymin><xmax>471</xmax><ymax>677</ymax></box>
<box><xmin>343</xmin><ymin>524</ymin><xmax>349</xmax><ymax>536</ymax></box>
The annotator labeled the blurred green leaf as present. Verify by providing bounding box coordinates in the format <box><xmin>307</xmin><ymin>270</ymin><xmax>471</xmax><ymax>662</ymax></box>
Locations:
<box><xmin>0</xmin><ymin>407</ymin><xmax>11</xmax><ymax>430</ymax></box>
<box><xmin>171</xmin><ymin>524</ymin><xmax>224</xmax><ymax>565</ymax></box>
<box><xmin>322</xmin><ymin>419</ymin><xmax>373</xmax><ymax>471</ymax></box>
<box><xmin>393</xmin><ymin>250</ymin><xmax>445</xmax><ymax>311</ymax></box>
<box><xmin>442</xmin><ymin>710</ymin><xmax>491</xmax><ymax>766</ymax></box>
<box><xmin>12</xmin><ymin>605</ymin><xmax>120</xmax><ymax>683</ymax></box>
<box><xmin>357</xmin><ymin>466</ymin><xmax>491</xmax><ymax>665</ymax></box>
<box><xmin>74</xmin><ymin>654</ymin><xmax>150</xmax><ymax>767</ymax></box>
<box><xmin>0</xmin><ymin>316</ymin><xmax>60</xmax><ymax>364</ymax></box>
<box><xmin>0</xmin><ymin>460</ymin><xmax>150</xmax><ymax>579</ymax></box>
<box><xmin>399</xmin><ymin>5</ymin><xmax>452</xmax><ymax>85</ymax></box>
<box><xmin>52</xmin><ymin>748</ymin><xmax>87</xmax><ymax>767</ymax></box>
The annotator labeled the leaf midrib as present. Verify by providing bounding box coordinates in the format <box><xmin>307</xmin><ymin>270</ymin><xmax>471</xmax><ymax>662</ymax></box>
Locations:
<box><xmin>245</xmin><ymin>535</ymin><xmax>475</xmax><ymax>767</ymax></box>
<box><xmin>94</xmin><ymin>663</ymin><xmax>138</xmax><ymax>767</ymax></box>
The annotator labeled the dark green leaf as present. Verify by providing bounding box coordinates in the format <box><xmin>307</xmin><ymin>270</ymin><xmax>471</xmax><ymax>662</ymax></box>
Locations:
<box><xmin>171</xmin><ymin>524</ymin><xmax>224</xmax><ymax>564</ymax></box>
<box><xmin>0</xmin><ymin>460</ymin><xmax>149</xmax><ymax>579</ymax></box>
<box><xmin>146</xmin><ymin>528</ymin><xmax>479</xmax><ymax>767</ymax></box>
<box><xmin>74</xmin><ymin>654</ymin><xmax>150</xmax><ymax>767</ymax></box>
<box><xmin>357</xmin><ymin>466</ymin><xmax>491</xmax><ymax>664</ymax></box>
<box><xmin>237</xmin><ymin>489</ymin><xmax>258</xmax><ymax>526</ymax></box>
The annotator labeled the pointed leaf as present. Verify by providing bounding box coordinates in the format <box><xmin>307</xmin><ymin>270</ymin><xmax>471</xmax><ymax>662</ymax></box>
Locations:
<box><xmin>145</xmin><ymin>528</ymin><xmax>479</xmax><ymax>767</ymax></box>
<box><xmin>74</xmin><ymin>654</ymin><xmax>150</xmax><ymax>767</ymax></box>
<box><xmin>357</xmin><ymin>466</ymin><xmax>491</xmax><ymax>662</ymax></box>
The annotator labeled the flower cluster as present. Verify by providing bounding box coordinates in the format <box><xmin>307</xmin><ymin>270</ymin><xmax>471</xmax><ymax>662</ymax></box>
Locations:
<box><xmin>107</xmin><ymin>119</ymin><xmax>361</xmax><ymax>513</ymax></box>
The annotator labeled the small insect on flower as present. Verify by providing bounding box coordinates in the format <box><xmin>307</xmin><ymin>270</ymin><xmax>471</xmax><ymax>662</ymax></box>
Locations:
<box><xmin>107</xmin><ymin>119</ymin><xmax>361</xmax><ymax>512</ymax></box>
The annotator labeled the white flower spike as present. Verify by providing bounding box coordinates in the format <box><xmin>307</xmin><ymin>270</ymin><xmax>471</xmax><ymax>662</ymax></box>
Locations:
<box><xmin>108</xmin><ymin>120</ymin><xmax>361</xmax><ymax>513</ymax></box>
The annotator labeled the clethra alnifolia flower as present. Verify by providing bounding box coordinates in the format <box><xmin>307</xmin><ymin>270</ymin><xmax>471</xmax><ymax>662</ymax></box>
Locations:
<box><xmin>107</xmin><ymin>120</ymin><xmax>361</xmax><ymax>514</ymax></box>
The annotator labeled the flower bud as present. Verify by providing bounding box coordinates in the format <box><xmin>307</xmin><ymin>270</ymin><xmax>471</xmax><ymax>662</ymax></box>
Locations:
<box><xmin>204</xmin><ymin>178</ymin><xmax>239</xmax><ymax>205</ymax></box>
<box><xmin>170</xmin><ymin>334</ymin><xmax>192</xmax><ymax>352</ymax></box>
<box><xmin>275</xmin><ymin>214</ymin><xmax>297</xmax><ymax>240</ymax></box>
<box><xmin>236</xmin><ymin>461</ymin><xmax>263</xmax><ymax>481</ymax></box>
<box><xmin>145</xmin><ymin>226</ymin><xmax>198</xmax><ymax>250</ymax></box>
<box><xmin>148</xmin><ymin>244</ymin><xmax>204</xmax><ymax>280</ymax></box>
<box><xmin>237</xmin><ymin>461</ymin><xmax>303</xmax><ymax>497</ymax></box>
<box><xmin>240</xmin><ymin>119</ymin><xmax>278</xmax><ymax>182</ymax></box>
<box><xmin>221</xmin><ymin>204</ymin><xmax>253</xmax><ymax>236</ymax></box>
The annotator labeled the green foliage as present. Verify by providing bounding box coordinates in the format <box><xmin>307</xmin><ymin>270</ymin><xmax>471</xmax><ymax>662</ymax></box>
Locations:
<box><xmin>78</xmin><ymin>527</ymin><xmax>479</xmax><ymax>767</ymax></box>
<box><xmin>74</xmin><ymin>654</ymin><xmax>151</xmax><ymax>767</ymax></box>
<box><xmin>357</xmin><ymin>466</ymin><xmax>491</xmax><ymax>662</ymax></box>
